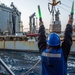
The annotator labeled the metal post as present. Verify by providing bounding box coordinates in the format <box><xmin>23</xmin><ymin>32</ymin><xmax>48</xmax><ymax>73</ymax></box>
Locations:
<box><xmin>0</xmin><ymin>58</ymin><xmax>15</xmax><ymax>75</ymax></box>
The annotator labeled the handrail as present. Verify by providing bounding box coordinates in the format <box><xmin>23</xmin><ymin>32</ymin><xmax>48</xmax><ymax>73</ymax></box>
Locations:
<box><xmin>0</xmin><ymin>58</ymin><xmax>15</xmax><ymax>75</ymax></box>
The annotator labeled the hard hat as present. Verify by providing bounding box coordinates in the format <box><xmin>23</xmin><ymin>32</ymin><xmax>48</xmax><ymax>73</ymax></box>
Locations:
<box><xmin>47</xmin><ymin>32</ymin><xmax>60</xmax><ymax>46</ymax></box>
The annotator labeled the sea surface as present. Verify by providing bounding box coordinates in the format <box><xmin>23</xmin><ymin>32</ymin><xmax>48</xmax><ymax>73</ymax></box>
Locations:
<box><xmin>0</xmin><ymin>51</ymin><xmax>75</xmax><ymax>75</ymax></box>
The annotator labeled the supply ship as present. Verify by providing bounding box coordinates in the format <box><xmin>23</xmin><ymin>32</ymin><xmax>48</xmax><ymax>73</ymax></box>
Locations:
<box><xmin>0</xmin><ymin>2</ymin><xmax>74</xmax><ymax>54</ymax></box>
<box><xmin>0</xmin><ymin>1</ymin><xmax>75</xmax><ymax>75</ymax></box>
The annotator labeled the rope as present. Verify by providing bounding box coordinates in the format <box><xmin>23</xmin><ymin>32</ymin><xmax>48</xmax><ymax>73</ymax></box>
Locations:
<box><xmin>21</xmin><ymin>59</ymin><xmax>41</xmax><ymax>75</ymax></box>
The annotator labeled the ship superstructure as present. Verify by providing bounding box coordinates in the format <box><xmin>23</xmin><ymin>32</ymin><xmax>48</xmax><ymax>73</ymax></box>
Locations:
<box><xmin>0</xmin><ymin>2</ymin><xmax>23</xmax><ymax>35</ymax></box>
<box><xmin>49</xmin><ymin>9</ymin><xmax>61</xmax><ymax>33</ymax></box>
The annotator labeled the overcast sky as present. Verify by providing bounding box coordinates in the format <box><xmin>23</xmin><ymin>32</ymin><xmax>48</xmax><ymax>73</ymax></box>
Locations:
<box><xmin>0</xmin><ymin>0</ymin><xmax>75</xmax><ymax>31</ymax></box>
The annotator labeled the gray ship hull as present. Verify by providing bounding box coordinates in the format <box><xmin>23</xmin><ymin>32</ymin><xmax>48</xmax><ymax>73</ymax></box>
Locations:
<box><xmin>0</xmin><ymin>40</ymin><xmax>74</xmax><ymax>54</ymax></box>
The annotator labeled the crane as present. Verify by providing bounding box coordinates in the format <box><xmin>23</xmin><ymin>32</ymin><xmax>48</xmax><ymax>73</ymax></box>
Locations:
<box><xmin>48</xmin><ymin>0</ymin><xmax>61</xmax><ymax>20</ymax></box>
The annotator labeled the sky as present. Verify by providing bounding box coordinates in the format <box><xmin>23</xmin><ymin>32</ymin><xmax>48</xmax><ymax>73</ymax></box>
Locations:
<box><xmin>0</xmin><ymin>0</ymin><xmax>75</xmax><ymax>31</ymax></box>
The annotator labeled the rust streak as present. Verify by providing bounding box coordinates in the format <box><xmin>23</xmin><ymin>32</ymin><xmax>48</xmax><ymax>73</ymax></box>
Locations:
<box><xmin>14</xmin><ymin>41</ymin><xmax>16</xmax><ymax>49</ymax></box>
<box><xmin>4</xmin><ymin>41</ymin><xmax>5</xmax><ymax>50</ymax></box>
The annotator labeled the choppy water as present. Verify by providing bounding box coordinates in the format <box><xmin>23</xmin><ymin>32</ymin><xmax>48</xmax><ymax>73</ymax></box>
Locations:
<box><xmin>0</xmin><ymin>51</ymin><xmax>75</xmax><ymax>75</ymax></box>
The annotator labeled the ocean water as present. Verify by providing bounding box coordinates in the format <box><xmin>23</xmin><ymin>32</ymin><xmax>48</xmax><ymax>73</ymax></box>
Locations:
<box><xmin>0</xmin><ymin>51</ymin><xmax>75</xmax><ymax>75</ymax></box>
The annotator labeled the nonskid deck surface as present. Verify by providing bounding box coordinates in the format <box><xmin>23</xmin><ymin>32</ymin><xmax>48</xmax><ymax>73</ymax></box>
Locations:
<box><xmin>0</xmin><ymin>51</ymin><xmax>75</xmax><ymax>75</ymax></box>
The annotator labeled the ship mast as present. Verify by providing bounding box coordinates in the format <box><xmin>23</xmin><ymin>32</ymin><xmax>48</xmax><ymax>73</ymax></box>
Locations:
<box><xmin>48</xmin><ymin>0</ymin><xmax>61</xmax><ymax>33</ymax></box>
<box><xmin>49</xmin><ymin>8</ymin><xmax>61</xmax><ymax>33</ymax></box>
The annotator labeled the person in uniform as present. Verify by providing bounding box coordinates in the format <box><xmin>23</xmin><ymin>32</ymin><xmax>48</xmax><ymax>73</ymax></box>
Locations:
<box><xmin>38</xmin><ymin>15</ymin><xmax>73</xmax><ymax>75</ymax></box>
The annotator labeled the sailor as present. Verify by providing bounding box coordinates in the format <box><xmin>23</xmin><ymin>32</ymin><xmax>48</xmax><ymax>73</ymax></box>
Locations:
<box><xmin>38</xmin><ymin>15</ymin><xmax>73</xmax><ymax>75</ymax></box>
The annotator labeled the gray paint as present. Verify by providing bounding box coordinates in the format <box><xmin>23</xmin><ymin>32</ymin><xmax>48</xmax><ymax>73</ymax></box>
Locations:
<box><xmin>0</xmin><ymin>3</ymin><xmax>21</xmax><ymax>34</ymax></box>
